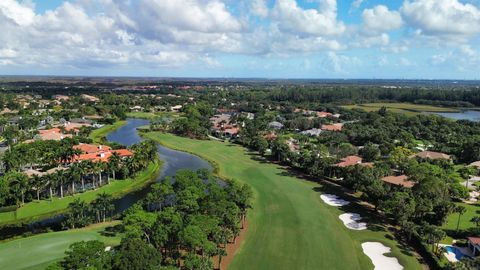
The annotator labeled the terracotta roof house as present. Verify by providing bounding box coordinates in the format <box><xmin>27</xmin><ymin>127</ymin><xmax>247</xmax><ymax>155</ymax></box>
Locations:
<box><xmin>37</xmin><ymin>128</ymin><xmax>73</xmax><ymax>141</ymax></box>
<box><xmin>382</xmin><ymin>175</ymin><xmax>416</xmax><ymax>188</ymax></box>
<box><xmin>81</xmin><ymin>94</ymin><xmax>100</xmax><ymax>102</ymax></box>
<box><xmin>468</xmin><ymin>237</ymin><xmax>480</xmax><ymax>256</ymax></box>
<box><xmin>74</xmin><ymin>143</ymin><xmax>112</xmax><ymax>154</ymax></box>
<box><xmin>335</xmin><ymin>155</ymin><xmax>363</xmax><ymax>167</ymax></box>
<box><xmin>414</xmin><ymin>151</ymin><xmax>451</xmax><ymax>160</ymax></box>
<box><xmin>73</xmin><ymin>143</ymin><xmax>133</xmax><ymax>163</ymax></box>
<box><xmin>321</xmin><ymin>123</ymin><xmax>344</xmax><ymax>131</ymax></box>
<box><xmin>317</xmin><ymin>111</ymin><xmax>333</xmax><ymax>118</ymax></box>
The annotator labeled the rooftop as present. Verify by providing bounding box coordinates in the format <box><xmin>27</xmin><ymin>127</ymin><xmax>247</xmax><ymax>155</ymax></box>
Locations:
<box><xmin>382</xmin><ymin>175</ymin><xmax>416</xmax><ymax>188</ymax></box>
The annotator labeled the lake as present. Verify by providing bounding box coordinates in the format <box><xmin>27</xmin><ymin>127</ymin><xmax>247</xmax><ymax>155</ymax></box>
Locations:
<box><xmin>432</xmin><ymin>110</ymin><xmax>480</xmax><ymax>122</ymax></box>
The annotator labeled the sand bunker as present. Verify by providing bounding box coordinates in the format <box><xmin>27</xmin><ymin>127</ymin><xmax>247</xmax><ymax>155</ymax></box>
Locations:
<box><xmin>320</xmin><ymin>194</ymin><xmax>350</xmax><ymax>206</ymax></box>
<box><xmin>362</xmin><ymin>242</ymin><xmax>403</xmax><ymax>270</ymax></box>
<box><xmin>339</xmin><ymin>213</ymin><xmax>367</xmax><ymax>230</ymax></box>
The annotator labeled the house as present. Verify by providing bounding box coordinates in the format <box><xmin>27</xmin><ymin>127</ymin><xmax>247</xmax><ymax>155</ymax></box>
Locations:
<box><xmin>53</xmin><ymin>95</ymin><xmax>70</xmax><ymax>101</ymax></box>
<box><xmin>268</xmin><ymin>121</ymin><xmax>284</xmax><ymax>130</ymax></box>
<box><xmin>300</xmin><ymin>128</ymin><xmax>322</xmax><ymax>136</ymax></box>
<box><xmin>317</xmin><ymin>111</ymin><xmax>333</xmax><ymax>118</ymax></box>
<box><xmin>170</xmin><ymin>105</ymin><xmax>183</xmax><ymax>112</ymax></box>
<box><xmin>81</xmin><ymin>94</ymin><xmax>100</xmax><ymax>102</ymax></box>
<box><xmin>414</xmin><ymin>151</ymin><xmax>451</xmax><ymax>160</ymax></box>
<box><xmin>37</xmin><ymin>128</ymin><xmax>73</xmax><ymax>141</ymax></box>
<box><xmin>321</xmin><ymin>123</ymin><xmax>344</xmax><ymax>131</ymax></box>
<box><xmin>286</xmin><ymin>138</ymin><xmax>300</xmax><ymax>153</ymax></box>
<box><xmin>382</xmin><ymin>175</ymin><xmax>416</xmax><ymax>188</ymax></box>
<box><xmin>73</xmin><ymin>143</ymin><xmax>133</xmax><ymax>163</ymax></box>
<box><xmin>335</xmin><ymin>155</ymin><xmax>363</xmax><ymax>167</ymax></box>
<box><xmin>468</xmin><ymin>237</ymin><xmax>480</xmax><ymax>256</ymax></box>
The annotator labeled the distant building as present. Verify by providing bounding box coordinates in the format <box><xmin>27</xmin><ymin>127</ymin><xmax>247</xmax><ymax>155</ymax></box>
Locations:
<box><xmin>268</xmin><ymin>121</ymin><xmax>284</xmax><ymax>130</ymax></box>
<box><xmin>414</xmin><ymin>151</ymin><xmax>451</xmax><ymax>160</ymax></box>
<box><xmin>321</xmin><ymin>123</ymin><xmax>344</xmax><ymax>131</ymax></box>
<box><xmin>81</xmin><ymin>94</ymin><xmax>100</xmax><ymax>102</ymax></box>
<box><xmin>300</xmin><ymin>128</ymin><xmax>322</xmax><ymax>136</ymax></box>
<box><xmin>37</xmin><ymin>128</ymin><xmax>73</xmax><ymax>141</ymax></box>
<box><xmin>382</xmin><ymin>175</ymin><xmax>415</xmax><ymax>188</ymax></box>
<box><xmin>73</xmin><ymin>143</ymin><xmax>133</xmax><ymax>163</ymax></box>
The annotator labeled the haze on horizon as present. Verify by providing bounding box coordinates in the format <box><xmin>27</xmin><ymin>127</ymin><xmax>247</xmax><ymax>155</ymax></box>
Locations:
<box><xmin>0</xmin><ymin>0</ymin><xmax>480</xmax><ymax>80</ymax></box>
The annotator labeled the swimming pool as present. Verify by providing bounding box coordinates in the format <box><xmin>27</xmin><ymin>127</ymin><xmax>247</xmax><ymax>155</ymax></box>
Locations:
<box><xmin>445</xmin><ymin>246</ymin><xmax>466</xmax><ymax>260</ymax></box>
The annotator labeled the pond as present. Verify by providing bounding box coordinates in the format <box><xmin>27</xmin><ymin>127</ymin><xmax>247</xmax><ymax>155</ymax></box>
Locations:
<box><xmin>26</xmin><ymin>119</ymin><xmax>211</xmax><ymax>228</ymax></box>
<box><xmin>106</xmin><ymin>118</ymin><xmax>212</xmax><ymax>212</ymax></box>
<box><xmin>431</xmin><ymin>110</ymin><xmax>480</xmax><ymax>122</ymax></box>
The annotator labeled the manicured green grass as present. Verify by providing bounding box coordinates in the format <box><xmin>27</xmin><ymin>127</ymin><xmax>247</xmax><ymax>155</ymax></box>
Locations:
<box><xmin>0</xmin><ymin>161</ymin><xmax>161</xmax><ymax>226</ymax></box>
<box><xmin>0</xmin><ymin>221</ymin><xmax>122</xmax><ymax>270</ymax></box>
<box><xmin>342</xmin><ymin>103</ymin><xmax>459</xmax><ymax>116</ymax></box>
<box><xmin>145</xmin><ymin>132</ymin><xmax>424</xmax><ymax>270</ymax></box>
<box><xmin>444</xmin><ymin>202</ymin><xmax>480</xmax><ymax>231</ymax></box>
<box><xmin>89</xmin><ymin>121</ymin><xmax>127</xmax><ymax>143</ymax></box>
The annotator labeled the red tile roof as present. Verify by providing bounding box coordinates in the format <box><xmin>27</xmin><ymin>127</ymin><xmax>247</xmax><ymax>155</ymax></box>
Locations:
<box><xmin>468</xmin><ymin>237</ymin><xmax>480</xmax><ymax>245</ymax></box>
<box><xmin>382</xmin><ymin>175</ymin><xmax>416</xmax><ymax>188</ymax></box>
<box><xmin>335</xmin><ymin>155</ymin><xmax>363</xmax><ymax>167</ymax></box>
<box><xmin>415</xmin><ymin>151</ymin><xmax>451</xmax><ymax>160</ymax></box>
<box><xmin>72</xmin><ymin>144</ymin><xmax>133</xmax><ymax>162</ymax></box>
<box><xmin>321</xmin><ymin>123</ymin><xmax>344</xmax><ymax>131</ymax></box>
<box><xmin>74</xmin><ymin>143</ymin><xmax>111</xmax><ymax>154</ymax></box>
<box><xmin>317</xmin><ymin>111</ymin><xmax>333</xmax><ymax>118</ymax></box>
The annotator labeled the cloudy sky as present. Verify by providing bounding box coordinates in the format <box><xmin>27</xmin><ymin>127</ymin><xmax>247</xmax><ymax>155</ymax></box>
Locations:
<box><xmin>1</xmin><ymin>0</ymin><xmax>480</xmax><ymax>79</ymax></box>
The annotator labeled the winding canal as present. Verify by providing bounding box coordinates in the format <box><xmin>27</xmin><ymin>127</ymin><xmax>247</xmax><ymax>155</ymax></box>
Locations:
<box><xmin>107</xmin><ymin>118</ymin><xmax>212</xmax><ymax>212</ymax></box>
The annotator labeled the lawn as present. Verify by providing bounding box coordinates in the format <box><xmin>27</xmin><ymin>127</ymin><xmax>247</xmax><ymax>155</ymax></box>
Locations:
<box><xmin>444</xmin><ymin>202</ymin><xmax>480</xmax><ymax>231</ymax></box>
<box><xmin>0</xmin><ymin>221</ymin><xmax>123</xmax><ymax>270</ymax></box>
<box><xmin>0</xmin><ymin>160</ymin><xmax>161</xmax><ymax>226</ymax></box>
<box><xmin>342</xmin><ymin>103</ymin><xmax>459</xmax><ymax>116</ymax></box>
<box><xmin>89</xmin><ymin>120</ymin><xmax>127</xmax><ymax>143</ymax></box>
<box><xmin>144</xmin><ymin>132</ymin><xmax>424</xmax><ymax>270</ymax></box>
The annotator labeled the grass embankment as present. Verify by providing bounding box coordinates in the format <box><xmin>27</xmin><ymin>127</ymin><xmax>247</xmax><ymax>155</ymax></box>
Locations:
<box><xmin>0</xmin><ymin>221</ymin><xmax>123</xmax><ymax>270</ymax></box>
<box><xmin>342</xmin><ymin>103</ymin><xmax>459</xmax><ymax>116</ymax></box>
<box><xmin>144</xmin><ymin>132</ymin><xmax>424</xmax><ymax>270</ymax></box>
<box><xmin>89</xmin><ymin>120</ymin><xmax>127</xmax><ymax>143</ymax></box>
<box><xmin>0</xmin><ymin>160</ymin><xmax>161</xmax><ymax>226</ymax></box>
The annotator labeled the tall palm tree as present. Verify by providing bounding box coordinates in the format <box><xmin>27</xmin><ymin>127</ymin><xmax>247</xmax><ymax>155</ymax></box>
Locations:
<box><xmin>92</xmin><ymin>192</ymin><xmax>114</xmax><ymax>223</ymax></box>
<box><xmin>108</xmin><ymin>152</ymin><xmax>121</xmax><ymax>182</ymax></box>
<box><xmin>30</xmin><ymin>174</ymin><xmax>43</xmax><ymax>201</ymax></box>
<box><xmin>7</xmin><ymin>171</ymin><xmax>29</xmax><ymax>205</ymax></box>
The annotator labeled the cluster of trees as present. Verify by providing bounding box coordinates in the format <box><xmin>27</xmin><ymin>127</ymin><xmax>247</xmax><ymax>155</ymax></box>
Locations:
<box><xmin>171</xmin><ymin>103</ymin><xmax>213</xmax><ymax>139</ymax></box>
<box><xmin>63</xmin><ymin>193</ymin><xmax>115</xmax><ymax>229</ymax></box>
<box><xmin>0</xmin><ymin>140</ymin><xmax>157</xmax><ymax>208</ymax></box>
<box><xmin>51</xmin><ymin>169</ymin><xmax>253</xmax><ymax>270</ymax></box>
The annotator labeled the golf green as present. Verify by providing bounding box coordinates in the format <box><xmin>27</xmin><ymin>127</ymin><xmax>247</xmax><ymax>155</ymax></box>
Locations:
<box><xmin>0</xmin><ymin>222</ymin><xmax>122</xmax><ymax>270</ymax></box>
<box><xmin>145</xmin><ymin>133</ymin><xmax>424</xmax><ymax>270</ymax></box>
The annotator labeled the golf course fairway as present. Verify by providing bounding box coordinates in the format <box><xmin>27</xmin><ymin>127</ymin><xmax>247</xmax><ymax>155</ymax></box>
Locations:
<box><xmin>145</xmin><ymin>132</ymin><xmax>424</xmax><ymax>270</ymax></box>
<box><xmin>0</xmin><ymin>221</ymin><xmax>122</xmax><ymax>270</ymax></box>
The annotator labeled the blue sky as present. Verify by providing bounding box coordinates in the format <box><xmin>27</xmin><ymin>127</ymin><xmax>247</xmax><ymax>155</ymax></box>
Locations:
<box><xmin>0</xmin><ymin>0</ymin><xmax>479</xmax><ymax>79</ymax></box>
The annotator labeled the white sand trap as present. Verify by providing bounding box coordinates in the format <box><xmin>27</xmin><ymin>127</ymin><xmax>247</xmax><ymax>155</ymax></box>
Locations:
<box><xmin>339</xmin><ymin>213</ymin><xmax>367</xmax><ymax>230</ymax></box>
<box><xmin>362</xmin><ymin>242</ymin><xmax>403</xmax><ymax>270</ymax></box>
<box><xmin>320</xmin><ymin>194</ymin><xmax>350</xmax><ymax>206</ymax></box>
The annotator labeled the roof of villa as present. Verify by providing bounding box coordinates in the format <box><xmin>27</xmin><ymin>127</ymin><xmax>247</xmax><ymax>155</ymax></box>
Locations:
<box><xmin>382</xmin><ymin>175</ymin><xmax>416</xmax><ymax>188</ymax></box>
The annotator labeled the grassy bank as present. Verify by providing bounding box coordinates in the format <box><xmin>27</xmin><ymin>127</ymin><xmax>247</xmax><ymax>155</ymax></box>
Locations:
<box><xmin>0</xmin><ymin>160</ymin><xmax>161</xmax><ymax>226</ymax></box>
<box><xmin>145</xmin><ymin>132</ymin><xmax>424</xmax><ymax>270</ymax></box>
<box><xmin>0</xmin><ymin>221</ymin><xmax>122</xmax><ymax>270</ymax></box>
<box><xmin>89</xmin><ymin>120</ymin><xmax>127</xmax><ymax>143</ymax></box>
<box><xmin>342</xmin><ymin>103</ymin><xmax>459</xmax><ymax>116</ymax></box>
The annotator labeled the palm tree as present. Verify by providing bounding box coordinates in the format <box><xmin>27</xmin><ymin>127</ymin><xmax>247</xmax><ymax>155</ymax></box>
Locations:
<box><xmin>69</xmin><ymin>164</ymin><xmax>81</xmax><ymax>195</ymax></box>
<box><xmin>92</xmin><ymin>192</ymin><xmax>114</xmax><ymax>223</ymax></box>
<box><xmin>30</xmin><ymin>174</ymin><xmax>44</xmax><ymax>201</ymax></box>
<box><xmin>456</xmin><ymin>205</ymin><xmax>467</xmax><ymax>232</ymax></box>
<box><xmin>56</xmin><ymin>170</ymin><xmax>66</xmax><ymax>198</ymax></box>
<box><xmin>108</xmin><ymin>152</ymin><xmax>121</xmax><ymax>182</ymax></box>
<box><xmin>7</xmin><ymin>171</ymin><xmax>29</xmax><ymax>205</ymax></box>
